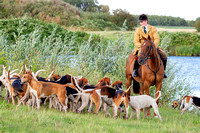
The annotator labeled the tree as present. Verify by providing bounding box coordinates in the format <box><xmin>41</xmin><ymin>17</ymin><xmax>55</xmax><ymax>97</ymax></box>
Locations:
<box><xmin>99</xmin><ymin>5</ymin><xmax>109</xmax><ymax>13</ymax></box>
<box><xmin>110</xmin><ymin>9</ymin><xmax>136</xmax><ymax>30</ymax></box>
<box><xmin>63</xmin><ymin>0</ymin><xmax>99</xmax><ymax>12</ymax></box>
<box><xmin>194</xmin><ymin>17</ymin><xmax>200</xmax><ymax>32</ymax></box>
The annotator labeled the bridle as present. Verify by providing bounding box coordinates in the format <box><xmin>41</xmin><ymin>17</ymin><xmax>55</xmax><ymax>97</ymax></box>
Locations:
<box><xmin>140</xmin><ymin>40</ymin><xmax>156</xmax><ymax>60</ymax></box>
<box><xmin>139</xmin><ymin>40</ymin><xmax>162</xmax><ymax>85</ymax></box>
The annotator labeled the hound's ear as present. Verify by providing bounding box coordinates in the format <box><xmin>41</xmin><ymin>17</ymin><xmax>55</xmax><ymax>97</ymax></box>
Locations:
<box><xmin>112</xmin><ymin>82</ymin><xmax>116</xmax><ymax>87</ymax></box>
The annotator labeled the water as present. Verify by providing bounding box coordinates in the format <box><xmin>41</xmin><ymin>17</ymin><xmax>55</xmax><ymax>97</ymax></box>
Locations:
<box><xmin>168</xmin><ymin>56</ymin><xmax>200</xmax><ymax>97</ymax></box>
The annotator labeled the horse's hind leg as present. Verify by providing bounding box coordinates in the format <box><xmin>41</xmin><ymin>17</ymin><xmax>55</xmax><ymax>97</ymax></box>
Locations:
<box><xmin>155</xmin><ymin>82</ymin><xmax>162</xmax><ymax>104</ymax></box>
<box><xmin>154</xmin><ymin>82</ymin><xmax>162</xmax><ymax>116</ymax></box>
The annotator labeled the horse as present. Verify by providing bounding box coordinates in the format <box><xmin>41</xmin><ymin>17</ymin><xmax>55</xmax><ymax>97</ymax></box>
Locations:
<box><xmin>126</xmin><ymin>35</ymin><xmax>164</xmax><ymax>104</ymax></box>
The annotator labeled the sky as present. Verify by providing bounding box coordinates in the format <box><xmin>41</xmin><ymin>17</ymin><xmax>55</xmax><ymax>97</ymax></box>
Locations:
<box><xmin>97</xmin><ymin>0</ymin><xmax>199</xmax><ymax>21</ymax></box>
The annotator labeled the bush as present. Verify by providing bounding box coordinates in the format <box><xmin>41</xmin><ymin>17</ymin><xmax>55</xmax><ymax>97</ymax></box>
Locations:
<box><xmin>110</xmin><ymin>9</ymin><xmax>137</xmax><ymax>31</ymax></box>
<box><xmin>0</xmin><ymin>0</ymin><xmax>80</xmax><ymax>26</ymax></box>
<box><xmin>194</xmin><ymin>17</ymin><xmax>200</xmax><ymax>32</ymax></box>
<box><xmin>0</xmin><ymin>18</ymin><xmax>101</xmax><ymax>53</ymax></box>
<box><xmin>159</xmin><ymin>31</ymin><xmax>200</xmax><ymax>56</ymax></box>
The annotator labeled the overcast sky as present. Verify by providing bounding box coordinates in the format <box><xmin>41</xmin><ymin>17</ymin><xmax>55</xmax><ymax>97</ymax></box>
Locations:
<box><xmin>98</xmin><ymin>0</ymin><xmax>199</xmax><ymax>21</ymax></box>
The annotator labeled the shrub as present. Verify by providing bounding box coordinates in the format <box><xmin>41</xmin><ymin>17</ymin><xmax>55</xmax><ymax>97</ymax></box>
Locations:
<box><xmin>159</xmin><ymin>31</ymin><xmax>200</xmax><ymax>56</ymax></box>
<box><xmin>194</xmin><ymin>17</ymin><xmax>200</xmax><ymax>32</ymax></box>
<box><xmin>110</xmin><ymin>9</ymin><xmax>137</xmax><ymax>31</ymax></box>
<box><xmin>0</xmin><ymin>18</ymin><xmax>101</xmax><ymax>53</ymax></box>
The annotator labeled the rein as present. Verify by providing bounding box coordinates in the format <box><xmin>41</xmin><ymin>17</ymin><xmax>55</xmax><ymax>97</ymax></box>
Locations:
<box><xmin>140</xmin><ymin>40</ymin><xmax>161</xmax><ymax>85</ymax></box>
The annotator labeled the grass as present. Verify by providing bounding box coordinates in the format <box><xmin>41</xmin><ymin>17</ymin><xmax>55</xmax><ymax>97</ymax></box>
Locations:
<box><xmin>85</xmin><ymin>26</ymin><xmax>197</xmax><ymax>40</ymax></box>
<box><xmin>0</xmin><ymin>96</ymin><xmax>200</xmax><ymax>133</ymax></box>
<box><xmin>155</xmin><ymin>26</ymin><xmax>195</xmax><ymax>29</ymax></box>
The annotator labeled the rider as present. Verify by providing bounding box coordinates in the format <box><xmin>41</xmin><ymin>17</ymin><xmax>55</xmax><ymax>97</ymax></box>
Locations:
<box><xmin>132</xmin><ymin>14</ymin><xmax>167</xmax><ymax>78</ymax></box>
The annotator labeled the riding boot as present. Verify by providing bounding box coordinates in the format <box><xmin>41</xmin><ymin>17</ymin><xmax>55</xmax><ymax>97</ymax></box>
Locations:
<box><xmin>132</xmin><ymin>58</ymin><xmax>139</xmax><ymax>77</ymax></box>
<box><xmin>162</xmin><ymin>58</ymin><xmax>167</xmax><ymax>78</ymax></box>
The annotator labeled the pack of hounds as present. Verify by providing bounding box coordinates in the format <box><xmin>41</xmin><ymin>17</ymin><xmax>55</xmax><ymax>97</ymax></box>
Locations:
<box><xmin>0</xmin><ymin>65</ymin><xmax>199</xmax><ymax>121</ymax></box>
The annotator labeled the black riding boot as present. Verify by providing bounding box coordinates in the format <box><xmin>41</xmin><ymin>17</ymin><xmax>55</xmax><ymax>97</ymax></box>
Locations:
<box><xmin>132</xmin><ymin>59</ymin><xmax>139</xmax><ymax>77</ymax></box>
<box><xmin>162</xmin><ymin>58</ymin><xmax>167</xmax><ymax>78</ymax></box>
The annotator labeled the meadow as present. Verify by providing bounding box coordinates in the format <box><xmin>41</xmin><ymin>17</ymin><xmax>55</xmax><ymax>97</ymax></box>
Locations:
<box><xmin>0</xmin><ymin>95</ymin><xmax>200</xmax><ymax>133</ymax></box>
<box><xmin>0</xmin><ymin>18</ymin><xmax>199</xmax><ymax>132</ymax></box>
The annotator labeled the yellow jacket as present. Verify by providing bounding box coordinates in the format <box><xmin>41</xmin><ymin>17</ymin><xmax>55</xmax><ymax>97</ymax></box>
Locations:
<box><xmin>133</xmin><ymin>24</ymin><xmax>159</xmax><ymax>54</ymax></box>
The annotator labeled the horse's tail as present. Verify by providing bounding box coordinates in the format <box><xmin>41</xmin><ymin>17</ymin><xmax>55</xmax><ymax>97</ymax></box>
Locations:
<box><xmin>133</xmin><ymin>78</ymin><xmax>140</xmax><ymax>94</ymax></box>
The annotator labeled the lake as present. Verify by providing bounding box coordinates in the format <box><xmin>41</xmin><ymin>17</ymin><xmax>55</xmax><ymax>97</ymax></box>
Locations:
<box><xmin>168</xmin><ymin>56</ymin><xmax>200</xmax><ymax>97</ymax></box>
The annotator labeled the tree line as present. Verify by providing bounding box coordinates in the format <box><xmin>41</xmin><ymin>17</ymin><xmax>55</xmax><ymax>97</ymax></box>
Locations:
<box><xmin>0</xmin><ymin>0</ymin><xmax>199</xmax><ymax>31</ymax></box>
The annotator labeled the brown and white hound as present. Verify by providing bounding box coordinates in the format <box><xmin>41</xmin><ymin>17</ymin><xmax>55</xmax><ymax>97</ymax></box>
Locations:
<box><xmin>21</xmin><ymin>74</ymin><xmax>68</xmax><ymax>112</ymax></box>
<box><xmin>180</xmin><ymin>96</ymin><xmax>200</xmax><ymax>114</ymax></box>
<box><xmin>112</xmin><ymin>81</ymin><xmax>123</xmax><ymax>90</ymax></box>
<box><xmin>74</xmin><ymin>77</ymin><xmax>112</xmax><ymax>113</ymax></box>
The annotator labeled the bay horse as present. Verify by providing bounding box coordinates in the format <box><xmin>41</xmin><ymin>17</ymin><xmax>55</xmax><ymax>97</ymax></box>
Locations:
<box><xmin>126</xmin><ymin>35</ymin><xmax>164</xmax><ymax>104</ymax></box>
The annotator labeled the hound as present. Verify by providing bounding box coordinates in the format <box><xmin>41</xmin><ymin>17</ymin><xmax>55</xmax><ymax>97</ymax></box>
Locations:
<box><xmin>21</xmin><ymin>74</ymin><xmax>68</xmax><ymax>112</ymax></box>
<box><xmin>180</xmin><ymin>96</ymin><xmax>200</xmax><ymax>114</ymax></box>
<box><xmin>113</xmin><ymin>90</ymin><xmax>162</xmax><ymax>121</ymax></box>
<box><xmin>0</xmin><ymin>66</ymin><xmax>23</xmax><ymax>104</ymax></box>
<box><xmin>172</xmin><ymin>96</ymin><xmax>183</xmax><ymax>109</ymax></box>
<box><xmin>128</xmin><ymin>91</ymin><xmax>162</xmax><ymax>120</ymax></box>
<box><xmin>112</xmin><ymin>81</ymin><xmax>123</xmax><ymax>90</ymax></box>
<box><xmin>75</xmin><ymin>77</ymin><xmax>111</xmax><ymax>113</ymax></box>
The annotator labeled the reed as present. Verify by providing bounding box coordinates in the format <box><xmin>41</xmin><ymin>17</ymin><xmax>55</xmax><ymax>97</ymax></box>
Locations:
<box><xmin>0</xmin><ymin>20</ymin><xmax>193</xmax><ymax>103</ymax></box>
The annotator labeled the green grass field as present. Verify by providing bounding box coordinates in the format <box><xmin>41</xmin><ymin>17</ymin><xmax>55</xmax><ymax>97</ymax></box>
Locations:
<box><xmin>0</xmin><ymin>96</ymin><xmax>199</xmax><ymax>133</ymax></box>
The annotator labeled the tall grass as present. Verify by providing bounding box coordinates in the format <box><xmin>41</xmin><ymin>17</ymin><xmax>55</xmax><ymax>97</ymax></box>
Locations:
<box><xmin>0</xmin><ymin>20</ymin><xmax>193</xmax><ymax>103</ymax></box>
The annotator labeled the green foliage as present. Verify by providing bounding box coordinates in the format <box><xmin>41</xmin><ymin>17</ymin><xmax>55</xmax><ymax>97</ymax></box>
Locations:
<box><xmin>0</xmin><ymin>18</ymin><xmax>101</xmax><ymax>52</ymax></box>
<box><xmin>63</xmin><ymin>0</ymin><xmax>99</xmax><ymax>12</ymax></box>
<box><xmin>134</xmin><ymin>15</ymin><xmax>192</xmax><ymax>27</ymax></box>
<box><xmin>0</xmin><ymin>0</ymin><xmax>80</xmax><ymax>26</ymax></box>
<box><xmin>159</xmin><ymin>31</ymin><xmax>200</xmax><ymax>56</ymax></box>
<box><xmin>99</xmin><ymin>5</ymin><xmax>110</xmax><ymax>13</ymax></box>
<box><xmin>110</xmin><ymin>9</ymin><xmax>137</xmax><ymax>31</ymax></box>
<box><xmin>70</xmin><ymin>12</ymin><xmax>120</xmax><ymax>31</ymax></box>
<box><xmin>194</xmin><ymin>17</ymin><xmax>200</xmax><ymax>32</ymax></box>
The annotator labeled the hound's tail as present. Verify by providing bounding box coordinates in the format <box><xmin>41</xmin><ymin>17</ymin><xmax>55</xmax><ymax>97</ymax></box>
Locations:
<box><xmin>155</xmin><ymin>91</ymin><xmax>161</xmax><ymax>101</ymax></box>
<box><xmin>73</xmin><ymin>89</ymin><xmax>94</xmax><ymax>95</ymax></box>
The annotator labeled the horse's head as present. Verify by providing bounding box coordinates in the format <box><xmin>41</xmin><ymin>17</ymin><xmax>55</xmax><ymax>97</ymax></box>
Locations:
<box><xmin>138</xmin><ymin>35</ymin><xmax>154</xmax><ymax>65</ymax></box>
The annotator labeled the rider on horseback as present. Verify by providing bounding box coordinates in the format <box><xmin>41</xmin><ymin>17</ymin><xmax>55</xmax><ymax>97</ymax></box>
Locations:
<box><xmin>132</xmin><ymin>14</ymin><xmax>167</xmax><ymax>78</ymax></box>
